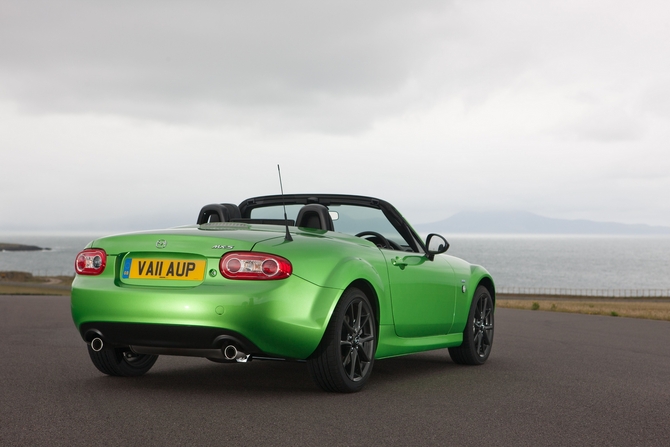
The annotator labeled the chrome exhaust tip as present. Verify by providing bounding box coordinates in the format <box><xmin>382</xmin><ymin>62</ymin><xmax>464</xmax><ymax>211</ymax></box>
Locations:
<box><xmin>222</xmin><ymin>344</ymin><xmax>250</xmax><ymax>362</ymax></box>
<box><xmin>91</xmin><ymin>337</ymin><xmax>104</xmax><ymax>352</ymax></box>
<box><xmin>223</xmin><ymin>344</ymin><xmax>240</xmax><ymax>360</ymax></box>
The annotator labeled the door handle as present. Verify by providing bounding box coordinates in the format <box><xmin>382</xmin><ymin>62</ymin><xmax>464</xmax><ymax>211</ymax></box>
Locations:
<box><xmin>391</xmin><ymin>255</ymin><xmax>425</xmax><ymax>269</ymax></box>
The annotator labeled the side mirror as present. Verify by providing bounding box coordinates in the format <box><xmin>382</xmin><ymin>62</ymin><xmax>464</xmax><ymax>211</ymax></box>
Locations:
<box><xmin>425</xmin><ymin>233</ymin><xmax>449</xmax><ymax>260</ymax></box>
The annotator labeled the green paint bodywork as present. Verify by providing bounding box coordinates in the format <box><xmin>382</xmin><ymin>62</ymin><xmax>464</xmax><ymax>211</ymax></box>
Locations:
<box><xmin>72</xmin><ymin>220</ymin><xmax>494</xmax><ymax>360</ymax></box>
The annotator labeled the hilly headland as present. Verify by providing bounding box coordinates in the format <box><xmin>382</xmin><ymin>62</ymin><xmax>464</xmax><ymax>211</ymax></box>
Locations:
<box><xmin>416</xmin><ymin>211</ymin><xmax>670</xmax><ymax>235</ymax></box>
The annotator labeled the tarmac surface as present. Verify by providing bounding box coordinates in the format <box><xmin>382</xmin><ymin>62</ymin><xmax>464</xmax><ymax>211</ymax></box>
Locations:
<box><xmin>1</xmin><ymin>295</ymin><xmax>668</xmax><ymax>446</ymax></box>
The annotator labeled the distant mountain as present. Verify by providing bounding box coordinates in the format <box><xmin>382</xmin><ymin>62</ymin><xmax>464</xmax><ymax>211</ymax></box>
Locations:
<box><xmin>414</xmin><ymin>211</ymin><xmax>670</xmax><ymax>235</ymax></box>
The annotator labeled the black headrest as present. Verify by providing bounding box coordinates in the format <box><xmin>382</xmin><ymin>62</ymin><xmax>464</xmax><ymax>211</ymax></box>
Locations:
<box><xmin>220</xmin><ymin>203</ymin><xmax>242</xmax><ymax>220</ymax></box>
<box><xmin>295</xmin><ymin>204</ymin><xmax>334</xmax><ymax>231</ymax></box>
<box><xmin>197</xmin><ymin>203</ymin><xmax>242</xmax><ymax>224</ymax></box>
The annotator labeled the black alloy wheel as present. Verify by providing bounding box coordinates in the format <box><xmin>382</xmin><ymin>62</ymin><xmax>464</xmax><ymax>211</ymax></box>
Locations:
<box><xmin>449</xmin><ymin>285</ymin><xmax>494</xmax><ymax>365</ymax></box>
<box><xmin>308</xmin><ymin>287</ymin><xmax>377</xmax><ymax>393</ymax></box>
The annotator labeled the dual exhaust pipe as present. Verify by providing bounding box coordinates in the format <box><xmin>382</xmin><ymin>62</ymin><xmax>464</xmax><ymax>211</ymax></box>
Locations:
<box><xmin>89</xmin><ymin>337</ymin><xmax>248</xmax><ymax>362</ymax></box>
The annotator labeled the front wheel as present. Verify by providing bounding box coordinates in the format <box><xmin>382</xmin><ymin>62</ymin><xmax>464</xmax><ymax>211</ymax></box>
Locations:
<box><xmin>449</xmin><ymin>285</ymin><xmax>494</xmax><ymax>365</ymax></box>
<box><xmin>88</xmin><ymin>346</ymin><xmax>158</xmax><ymax>377</ymax></box>
<box><xmin>307</xmin><ymin>287</ymin><xmax>377</xmax><ymax>393</ymax></box>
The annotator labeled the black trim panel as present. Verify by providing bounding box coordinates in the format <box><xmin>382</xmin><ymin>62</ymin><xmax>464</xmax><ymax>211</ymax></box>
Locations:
<box><xmin>79</xmin><ymin>322</ymin><xmax>263</xmax><ymax>354</ymax></box>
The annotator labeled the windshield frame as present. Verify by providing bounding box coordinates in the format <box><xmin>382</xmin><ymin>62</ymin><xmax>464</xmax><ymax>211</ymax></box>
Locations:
<box><xmin>239</xmin><ymin>194</ymin><xmax>426</xmax><ymax>254</ymax></box>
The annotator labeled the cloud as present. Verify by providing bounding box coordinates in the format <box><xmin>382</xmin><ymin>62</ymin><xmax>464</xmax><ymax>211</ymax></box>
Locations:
<box><xmin>0</xmin><ymin>1</ymin><xmax>457</xmax><ymax>133</ymax></box>
<box><xmin>1</xmin><ymin>1</ymin><xmax>670</xmax><ymax>230</ymax></box>
<box><xmin>562</xmin><ymin>106</ymin><xmax>645</xmax><ymax>142</ymax></box>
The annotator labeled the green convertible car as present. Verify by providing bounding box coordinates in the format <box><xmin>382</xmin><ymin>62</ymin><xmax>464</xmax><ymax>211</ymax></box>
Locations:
<box><xmin>72</xmin><ymin>194</ymin><xmax>495</xmax><ymax>392</ymax></box>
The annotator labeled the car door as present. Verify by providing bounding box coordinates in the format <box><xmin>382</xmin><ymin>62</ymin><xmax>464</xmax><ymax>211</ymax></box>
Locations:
<box><xmin>383</xmin><ymin>250</ymin><xmax>459</xmax><ymax>337</ymax></box>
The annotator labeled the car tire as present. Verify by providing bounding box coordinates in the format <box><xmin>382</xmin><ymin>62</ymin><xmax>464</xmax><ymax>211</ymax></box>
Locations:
<box><xmin>307</xmin><ymin>287</ymin><xmax>377</xmax><ymax>393</ymax></box>
<box><xmin>88</xmin><ymin>346</ymin><xmax>158</xmax><ymax>377</ymax></box>
<box><xmin>448</xmin><ymin>285</ymin><xmax>494</xmax><ymax>365</ymax></box>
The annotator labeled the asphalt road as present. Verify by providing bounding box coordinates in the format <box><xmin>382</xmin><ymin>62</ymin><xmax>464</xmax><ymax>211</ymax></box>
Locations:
<box><xmin>1</xmin><ymin>295</ymin><xmax>668</xmax><ymax>447</ymax></box>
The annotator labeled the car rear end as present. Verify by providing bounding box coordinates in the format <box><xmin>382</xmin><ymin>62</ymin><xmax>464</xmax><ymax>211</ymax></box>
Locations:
<box><xmin>71</xmin><ymin>225</ymin><xmax>341</xmax><ymax>361</ymax></box>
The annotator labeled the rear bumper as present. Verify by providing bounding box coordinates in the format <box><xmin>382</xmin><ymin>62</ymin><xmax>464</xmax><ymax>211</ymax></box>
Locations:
<box><xmin>71</xmin><ymin>274</ymin><xmax>342</xmax><ymax>359</ymax></box>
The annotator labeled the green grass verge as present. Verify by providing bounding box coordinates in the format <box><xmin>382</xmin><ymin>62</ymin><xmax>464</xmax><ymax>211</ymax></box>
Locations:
<box><xmin>498</xmin><ymin>299</ymin><xmax>670</xmax><ymax>322</ymax></box>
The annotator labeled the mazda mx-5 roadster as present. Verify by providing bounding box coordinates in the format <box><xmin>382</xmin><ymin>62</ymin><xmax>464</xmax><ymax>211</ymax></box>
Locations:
<box><xmin>72</xmin><ymin>194</ymin><xmax>495</xmax><ymax>392</ymax></box>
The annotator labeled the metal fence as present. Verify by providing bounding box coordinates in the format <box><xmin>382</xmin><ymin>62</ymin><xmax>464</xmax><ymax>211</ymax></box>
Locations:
<box><xmin>497</xmin><ymin>287</ymin><xmax>670</xmax><ymax>298</ymax></box>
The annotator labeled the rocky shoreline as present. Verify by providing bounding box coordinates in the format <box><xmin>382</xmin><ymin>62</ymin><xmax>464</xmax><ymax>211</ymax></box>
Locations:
<box><xmin>0</xmin><ymin>243</ymin><xmax>51</xmax><ymax>251</ymax></box>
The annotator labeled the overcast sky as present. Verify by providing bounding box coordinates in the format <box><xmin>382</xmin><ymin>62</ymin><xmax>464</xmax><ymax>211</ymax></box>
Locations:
<box><xmin>1</xmin><ymin>0</ymin><xmax>669</xmax><ymax>232</ymax></box>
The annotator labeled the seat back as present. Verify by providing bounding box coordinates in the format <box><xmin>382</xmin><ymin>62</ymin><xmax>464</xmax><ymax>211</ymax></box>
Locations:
<box><xmin>295</xmin><ymin>204</ymin><xmax>334</xmax><ymax>231</ymax></box>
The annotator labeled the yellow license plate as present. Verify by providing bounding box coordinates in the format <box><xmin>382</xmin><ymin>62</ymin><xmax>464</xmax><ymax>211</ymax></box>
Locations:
<box><xmin>122</xmin><ymin>258</ymin><xmax>206</xmax><ymax>281</ymax></box>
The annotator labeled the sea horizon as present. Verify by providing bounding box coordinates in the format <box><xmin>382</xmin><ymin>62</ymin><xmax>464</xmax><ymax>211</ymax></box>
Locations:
<box><xmin>2</xmin><ymin>232</ymin><xmax>670</xmax><ymax>291</ymax></box>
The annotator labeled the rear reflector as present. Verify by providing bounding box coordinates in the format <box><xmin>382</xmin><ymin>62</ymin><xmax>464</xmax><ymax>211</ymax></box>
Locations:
<box><xmin>219</xmin><ymin>252</ymin><xmax>292</xmax><ymax>280</ymax></box>
<box><xmin>75</xmin><ymin>249</ymin><xmax>107</xmax><ymax>275</ymax></box>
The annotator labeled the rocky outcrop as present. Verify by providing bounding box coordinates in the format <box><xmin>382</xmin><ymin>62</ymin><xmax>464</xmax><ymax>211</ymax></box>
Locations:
<box><xmin>0</xmin><ymin>243</ymin><xmax>50</xmax><ymax>251</ymax></box>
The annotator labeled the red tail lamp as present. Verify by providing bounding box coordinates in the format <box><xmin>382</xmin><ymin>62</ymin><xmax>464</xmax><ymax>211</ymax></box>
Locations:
<box><xmin>75</xmin><ymin>249</ymin><xmax>107</xmax><ymax>275</ymax></box>
<box><xmin>219</xmin><ymin>252</ymin><xmax>292</xmax><ymax>280</ymax></box>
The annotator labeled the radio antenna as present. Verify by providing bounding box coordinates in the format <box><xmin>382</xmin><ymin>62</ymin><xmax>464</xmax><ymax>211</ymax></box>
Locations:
<box><xmin>277</xmin><ymin>164</ymin><xmax>293</xmax><ymax>242</ymax></box>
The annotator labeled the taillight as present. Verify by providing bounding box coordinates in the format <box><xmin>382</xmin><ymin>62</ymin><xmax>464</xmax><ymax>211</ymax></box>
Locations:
<box><xmin>219</xmin><ymin>252</ymin><xmax>292</xmax><ymax>280</ymax></box>
<box><xmin>75</xmin><ymin>249</ymin><xmax>107</xmax><ymax>275</ymax></box>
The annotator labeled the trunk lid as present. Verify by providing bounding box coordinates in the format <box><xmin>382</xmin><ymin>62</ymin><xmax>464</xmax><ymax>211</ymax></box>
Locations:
<box><xmin>89</xmin><ymin>223</ymin><xmax>286</xmax><ymax>287</ymax></box>
<box><xmin>91</xmin><ymin>224</ymin><xmax>285</xmax><ymax>255</ymax></box>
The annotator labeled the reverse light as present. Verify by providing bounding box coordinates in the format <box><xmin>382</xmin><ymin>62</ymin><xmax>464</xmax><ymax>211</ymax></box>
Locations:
<box><xmin>219</xmin><ymin>252</ymin><xmax>292</xmax><ymax>280</ymax></box>
<box><xmin>75</xmin><ymin>249</ymin><xmax>107</xmax><ymax>275</ymax></box>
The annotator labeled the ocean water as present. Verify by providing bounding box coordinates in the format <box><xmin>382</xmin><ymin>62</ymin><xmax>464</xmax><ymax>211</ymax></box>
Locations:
<box><xmin>1</xmin><ymin>232</ymin><xmax>669</xmax><ymax>291</ymax></box>
<box><xmin>0</xmin><ymin>233</ymin><xmax>104</xmax><ymax>276</ymax></box>
<box><xmin>445</xmin><ymin>234</ymin><xmax>670</xmax><ymax>291</ymax></box>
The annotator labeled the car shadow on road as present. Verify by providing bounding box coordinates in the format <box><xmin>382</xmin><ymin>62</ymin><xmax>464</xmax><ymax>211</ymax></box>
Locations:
<box><xmin>79</xmin><ymin>349</ymin><xmax>467</xmax><ymax>396</ymax></box>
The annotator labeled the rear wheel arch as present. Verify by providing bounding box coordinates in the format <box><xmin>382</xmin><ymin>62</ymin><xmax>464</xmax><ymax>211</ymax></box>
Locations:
<box><xmin>348</xmin><ymin>279</ymin><xmax>380</xmax><ymax>336</ymax></box>
<box><xmin>307</xmin><ymin>286</ymin><xmax>377</xmax><ymax>392</ymax></box>
<box><xmin>316</xmin><ymin>256</ymin><xmax>390</xmax><ymax>325</ymax></box>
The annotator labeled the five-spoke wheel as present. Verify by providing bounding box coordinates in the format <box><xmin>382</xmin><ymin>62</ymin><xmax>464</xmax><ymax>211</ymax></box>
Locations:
<box><xmin>308</xmin><ymin>287</ymin><xmax>377</xmax><ymax>392</ymax></box>
<box><xmin>449</xmin><ymin>285</ymin><xmax>494</xmax><ymax>365</ymax></box>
